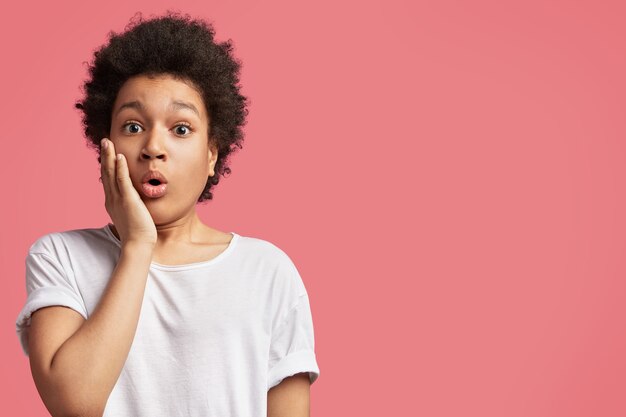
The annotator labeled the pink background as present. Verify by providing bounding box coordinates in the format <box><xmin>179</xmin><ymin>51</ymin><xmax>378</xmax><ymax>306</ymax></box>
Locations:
<box><xmin>1</xmin><ymin>0</ymin><xmax>625</xmax><ymax>415</ymax></box>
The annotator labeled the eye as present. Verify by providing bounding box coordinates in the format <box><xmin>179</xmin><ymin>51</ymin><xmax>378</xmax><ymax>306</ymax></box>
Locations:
<box><xmin>122</xmin><ymin>122</ymin><xmax>143</xmax><ymax>134</ymax></box>
<box><xmin>174</xmin><ymin>123</ymin><xmax>193</xmax><ymax>136</ymax></box>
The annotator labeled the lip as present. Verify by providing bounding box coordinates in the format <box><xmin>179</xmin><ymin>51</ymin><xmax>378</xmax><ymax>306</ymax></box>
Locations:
<box><xmin>140</xmin><ymin>170</ymin><xmax>169</xmax><ymax>199</ymax></box>
<box><xmin>141</xmin><ymin>182</ymin><xmax>168</xmax><ymax>198</ymax></box>
<box><xmin>142</xmin><ymin>170</ymin><xmax>169</xmax><ymax>185</ymax></box>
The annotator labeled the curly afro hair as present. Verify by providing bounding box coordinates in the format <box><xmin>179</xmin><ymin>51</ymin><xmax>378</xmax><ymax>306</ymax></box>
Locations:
<box><xmin>75</xmin><ymin>11</ymin><xmax>249</xmax><ymax>203</ymax></box>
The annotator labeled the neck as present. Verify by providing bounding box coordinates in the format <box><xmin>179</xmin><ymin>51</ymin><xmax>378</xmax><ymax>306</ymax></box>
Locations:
<box><xmin>109</xmin><ymin>210</ymin><xmax>209</xmax><ymax>245</ymax></box>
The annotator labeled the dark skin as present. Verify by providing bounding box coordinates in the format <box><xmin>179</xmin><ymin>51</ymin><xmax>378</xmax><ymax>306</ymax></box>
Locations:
<box><xmin>105</xmin><ymin>73</ymin><xmax>311</xmax><ymax>414</ymax></box>
<box><xmin>105</xmin><ymin>73</ymin><xmax>232</xmax><ymax>264</ymax></box>
<box><xmin>267</xmin><ymin>373</ymin><xmax>311</xmax><ymax>417</ymax></box>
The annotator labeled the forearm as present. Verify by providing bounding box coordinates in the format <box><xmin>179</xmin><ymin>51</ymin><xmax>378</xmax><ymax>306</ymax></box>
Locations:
<box><xmin>48</xmin><ymin>242</ymin><xmax>154</xmax><ymax>415</ymax></box>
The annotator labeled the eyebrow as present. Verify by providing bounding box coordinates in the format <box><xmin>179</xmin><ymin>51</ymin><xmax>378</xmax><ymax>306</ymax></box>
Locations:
<box><xmin>114</xmin><ymin>100</ymin><xmax>201</xmax><ymax>118</ymax></box>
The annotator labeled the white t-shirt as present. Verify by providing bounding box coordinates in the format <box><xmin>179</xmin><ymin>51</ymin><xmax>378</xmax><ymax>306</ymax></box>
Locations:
<box><xmin>15</xmin><ymin>224</ymin><xmax>320</xmax><ymax>416</ymax></box>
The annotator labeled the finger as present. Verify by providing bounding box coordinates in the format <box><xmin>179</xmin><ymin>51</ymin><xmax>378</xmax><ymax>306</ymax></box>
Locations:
<box><xmin>104</xmin><ymin>139</ymin><xmax>121</xmax><ymax>197</ymax></box>
<box><xmin>99</xmin><ymin>138</ymin><xmax>114</xmax><ymax>199</ymax></box>
<box><xmin>115</xmin><ymin>153</ymin><xmax>134</xmax><ymax>199</ymax></box>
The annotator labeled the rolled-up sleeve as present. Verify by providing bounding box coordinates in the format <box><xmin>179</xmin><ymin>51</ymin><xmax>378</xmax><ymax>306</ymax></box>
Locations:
<box><xmin>15</xmin><ymin>250</ymin><xmax>88</xmax><ymax>356</ymax></box>
<box><xmin>267</xmin><ymin>292</ymin><xmax>320</xmax><ymax>390</ymax></box>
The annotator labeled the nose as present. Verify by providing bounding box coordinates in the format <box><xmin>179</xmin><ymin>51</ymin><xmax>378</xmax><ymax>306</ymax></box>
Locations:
<box><xmin>141</xmin><ymin>128</ymin><xmax>168</xmax><ymax>160</ymax></box>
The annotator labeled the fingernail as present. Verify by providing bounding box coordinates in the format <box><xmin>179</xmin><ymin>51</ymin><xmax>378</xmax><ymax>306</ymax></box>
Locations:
<box><xmin>101</xmin><ymin>139</ymin><xmax>108</xmax><ymax>149</ymax></box>
<box><xmin>117</xmin><ymin>154</ymin><xmax>122</xmax><ymax>161</ymax></box>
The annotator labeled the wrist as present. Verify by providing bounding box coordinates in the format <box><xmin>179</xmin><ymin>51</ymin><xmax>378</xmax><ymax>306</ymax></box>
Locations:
<box><xmin>121</xmin><ymin>241</ymin><xmax>156</xmax><ymax>254</ymax></box>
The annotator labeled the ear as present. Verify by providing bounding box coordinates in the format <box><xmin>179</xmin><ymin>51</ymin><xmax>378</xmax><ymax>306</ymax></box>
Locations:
<box><xmin>208</xmin><ymin>142</ymin><xmax>218</xmax><ymax>177</ymax></box>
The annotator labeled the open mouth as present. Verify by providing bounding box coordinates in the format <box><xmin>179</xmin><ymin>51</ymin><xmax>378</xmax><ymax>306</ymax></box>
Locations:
<box><xmin>141</xmin><ymin>180</ymin><xmax>168</xmax><ymax>198</ymax></box>
<box><xmin>140</xmin><ymin>170</ymin><xmax>168</xmax><ymax>198</ymax></box>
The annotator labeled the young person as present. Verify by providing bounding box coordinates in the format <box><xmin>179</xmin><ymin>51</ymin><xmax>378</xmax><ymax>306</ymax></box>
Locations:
<box><xmin>15</xmin><ymin>11</ymin><xmax>319</xmax><ymax>416</ymax></box>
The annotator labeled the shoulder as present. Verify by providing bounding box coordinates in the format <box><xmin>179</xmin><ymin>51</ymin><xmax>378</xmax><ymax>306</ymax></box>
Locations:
<box><xmin>236</xmin><ymin>234</ymin><xmax>307</xmax><ymax>296</ymax></box>
<box><xmin>27</xmin><ymin>225</ymin><xmax>114</xmax><ymax>259</ymax></box>
<box><xmin>236</xmin><ymin>234</ymin><xmax>296</xmax><ymax>266</ymax></box>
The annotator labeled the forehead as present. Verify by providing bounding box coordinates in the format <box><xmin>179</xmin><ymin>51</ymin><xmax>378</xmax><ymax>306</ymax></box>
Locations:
<box><xmin>113</xmin><ymin>74</ymin><xmax>207</xmax><ymax>119</ymax></box>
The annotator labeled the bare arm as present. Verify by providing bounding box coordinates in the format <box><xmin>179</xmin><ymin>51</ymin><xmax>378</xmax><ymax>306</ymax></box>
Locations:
<box><xmin>267</xmin><ymin>373</ymin><xmax>311</xmax><ymax>417</ymax></box>
<box><xmin>27</xmin><ymin>137</ymin><xmax>157</xmax><ymax>416</ymax></box>
<box><xmin>28</xmin><ymin>242</ymin><xmax>154</xmax><ymax>417</ymax></box>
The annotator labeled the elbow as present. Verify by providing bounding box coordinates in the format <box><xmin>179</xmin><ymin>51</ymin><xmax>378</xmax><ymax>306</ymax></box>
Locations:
<box><xmin>55</xmin><ymin>406</ymin><xmax>105</xmax><ymax>417</ymax></box>
<box><xmin>39</xmin><ymin>369</ymin><xmax>107</xmax><ymax>417</ymax></box>
<box><xmin>43</xmin><ymin>387</ymin><xmax>106</xmax><ymax>417</ymax></box>
<box><xmin>60</xmin><ymin>414</ymin><xmax>102</xmax><ymax>417</ymax></box>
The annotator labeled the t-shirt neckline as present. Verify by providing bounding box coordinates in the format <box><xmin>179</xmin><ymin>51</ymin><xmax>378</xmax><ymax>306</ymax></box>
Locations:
<box><xmin>102</xmin><ymin>223</ymin><xmax>239</xmax><ymax>271</ymax></box>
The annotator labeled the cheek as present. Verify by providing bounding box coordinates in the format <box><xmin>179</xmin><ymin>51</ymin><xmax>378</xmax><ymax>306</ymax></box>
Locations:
<box><xmin>189</xmin><ymin>160</ymin><xmax>210</xmax><ymax>183</ymax></box>
<box><xmin>107</xmin><ymin>136</ymin><xmax>126</xmax><ymax>154</ymax></box>
<box><xmin>180</xmin><ymin>146</ymin><xmax>210</xmax><ymax>170</ymax></box>
<box><xmin>172</xmin><ymin>149</ymin><xmax>209</xmax><ymax>185</ymax></box>
<box><xmin>184</xmin><ymin>158</ymin><xmax>211</xmax><ymax>190</ymax></box>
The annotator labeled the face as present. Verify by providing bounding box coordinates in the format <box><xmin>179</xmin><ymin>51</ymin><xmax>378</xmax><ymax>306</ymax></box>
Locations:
<box><xmin>109</xmin><ymin>73</ymin><xmax>217</xmax><ymax>223</ymax></box>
